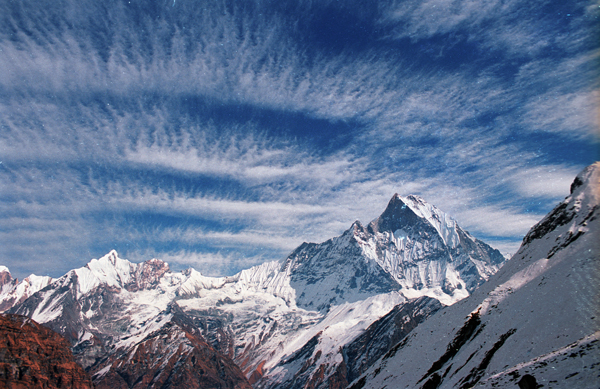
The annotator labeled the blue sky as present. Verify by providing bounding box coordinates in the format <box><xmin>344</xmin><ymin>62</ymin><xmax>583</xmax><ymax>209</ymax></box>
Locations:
<box><xmin>0</xmin><ymin>0</ymin><xmax>598</xmax><ymax>279</ymax></box>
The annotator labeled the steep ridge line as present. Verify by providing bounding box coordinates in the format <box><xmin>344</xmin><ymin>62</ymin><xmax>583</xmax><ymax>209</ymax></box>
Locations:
<box><xmin>351</xmin><ymin>162</ymin><xmax>600</xmax><ymax>389</ymax></box>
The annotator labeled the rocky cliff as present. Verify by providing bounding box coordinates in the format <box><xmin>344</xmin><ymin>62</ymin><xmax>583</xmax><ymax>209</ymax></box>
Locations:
<box><xmin>0</xmin><ymin>313</ymin><xmax>93</xmax><ymax>389</ymax></box>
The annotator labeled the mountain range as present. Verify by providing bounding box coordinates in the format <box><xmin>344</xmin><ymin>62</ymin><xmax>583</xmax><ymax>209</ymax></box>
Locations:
<box><xmin>1</xmin><ymin>162</ymin><xmax>597</xmax><ymax>388</ymax></box>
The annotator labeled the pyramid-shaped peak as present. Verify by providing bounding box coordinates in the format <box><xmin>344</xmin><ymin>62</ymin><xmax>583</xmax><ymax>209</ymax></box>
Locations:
<box><xmin>368</xmin><ymin>194</ymin><xmax>461</xmax><ymax>248</ymax></box>
<box><xmin>376</xmin><ymin>194</ymin><xmax>451</xmax><ymax>226</ymax></box>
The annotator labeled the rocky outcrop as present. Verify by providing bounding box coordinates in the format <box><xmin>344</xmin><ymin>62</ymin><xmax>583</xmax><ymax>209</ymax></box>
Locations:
<box><xmin>0</xmin><ymin>313</ymin><xmax>93</xmax><ymax>388</ymax></box>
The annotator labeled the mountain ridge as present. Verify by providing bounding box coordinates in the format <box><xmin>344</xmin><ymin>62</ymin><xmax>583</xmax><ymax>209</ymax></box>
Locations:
<box><xmin>2</xmin><ymin>192</ymin><xmax>508</xmax><ymax>388</ymax></box>
<box><xmin>351</xmin><ymin>162</ymin><xmax>600</xmax><ymax>389</ymax></box>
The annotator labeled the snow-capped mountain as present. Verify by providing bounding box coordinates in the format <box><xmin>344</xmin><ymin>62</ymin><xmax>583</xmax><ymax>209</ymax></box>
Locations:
<box><xmin>10</xmin><ymin>250</ymin><xmax>253</xmax><ymax>388</ymax></box>
<box><xmin>351</xmin><ymin>162</ymin><xmax>600</xmax><ymax>389</ymax></box>
<box><xmin>5</xmin><ymin>193</ymin><xmax>506</xmax><ymax>388</ymax></box>
<box><xmin>0</xmin><ymin>267</ymin><xmax>53</xmax><ymax>312</ymax></box>
<box><xmin>281</xmin><ymin>194</ymin><xmax>504</xmax><ymax>312</ymax></box>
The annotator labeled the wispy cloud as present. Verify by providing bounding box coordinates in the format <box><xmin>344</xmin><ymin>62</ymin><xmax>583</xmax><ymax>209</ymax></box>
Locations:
<box><xmin>0</xmin><ymin>0</ymin><xmax>597</xmax><ymax>279</ymax></box>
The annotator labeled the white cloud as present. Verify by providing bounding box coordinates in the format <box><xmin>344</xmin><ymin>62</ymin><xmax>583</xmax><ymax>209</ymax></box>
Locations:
<box><xmin>0</xmin><ymin>0</ymin><xmax>596</xmax><ymax>279</ymax></box>
<box><xmin>507</xmin><ymin>165</ymin><xmax>582</xmax><ymax>199</ymax></box>
<box><xmin>383</xmin><ymin>0</ymin><xmax>500</xmax><ymax>40</ymax></box>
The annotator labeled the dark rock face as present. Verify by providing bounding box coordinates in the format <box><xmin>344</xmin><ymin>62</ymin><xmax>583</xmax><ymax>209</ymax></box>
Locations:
<box><xmin>0</xmin><ymin>313</ymin><xmax>93</xmax><ymax>389</ymax></box>
<box><xmin>517</xmin><ymin>374</ymin><xmax>539</xmax><ymax>389</ymax></box>
<box><xmin>368</xmin><ymin>195</ymin><xmax>443</xmax><ymax>240</ymax></box>
<box><xmin>124</xmin><ymin>258</ymin><xmax>171</xmax><ymax>292</ymax></box>
<box><xmin>0</xmin><ymin>270</ymin><xmax>12</xmax><ymax>288</ymax></box>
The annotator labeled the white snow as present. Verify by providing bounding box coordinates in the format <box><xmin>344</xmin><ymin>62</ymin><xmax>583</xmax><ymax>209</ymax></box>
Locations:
<box><xmin>75</xmin><ymin>250</ymin><xmax>135</xmax><ymax>296</ymax></box>
<box><xmin>264</xmin><ymin>291</ymin><xmax>406</xmax><ymax>385</ymax></box>
<box><xmin>400</xmin><ymin>194</ymin><xmax>460</xmax><ymax>248</ymax></box>
<box><xmin>0</xmin><ymin>272</ymin><xmax>53</xmax><ymax>313</ymax></box>
<box><xmin>30</xmin><ymin>289</ymin><xmax>64</xmax><ymax>323</ymax></box>
<box><xmin>355</xmin><ymin>162</ymin><xmax>600</xmax><ymax>389</ymax></box>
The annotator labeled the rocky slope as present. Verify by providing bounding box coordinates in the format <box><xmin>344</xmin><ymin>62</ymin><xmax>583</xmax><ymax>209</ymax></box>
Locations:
<box><xmin>351</xmin><ymin>162</ymin><xmax>600</xmax><ymax>389</ymax></box>
<box><xmin>4</xmin><ymin>193</ymin><xmax>506</xmax><ymax>388</ymax></box>
<box><xmin>90</xmin><ymin>303</ymin><xmax>252</xmax><ymax>389</ymax></box>
<box><xmin>0</xmin><ymin>313</ymin><xmax>93</xmax><ymax>389</ymax></box>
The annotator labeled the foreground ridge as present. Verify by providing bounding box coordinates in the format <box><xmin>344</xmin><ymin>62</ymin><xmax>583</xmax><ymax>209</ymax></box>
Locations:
<box><xmin>352</xmin><ymin>162</ymin><xmax>600</xmax><ymax>389</ymax></box>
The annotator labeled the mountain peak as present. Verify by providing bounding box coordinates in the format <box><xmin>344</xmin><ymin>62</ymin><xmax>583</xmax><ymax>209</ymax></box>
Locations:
<box><xmin>570</xmin><ymin>161</ymin><xmax>599</xmax><ymax>196</ymax></box>
<box><xmin>368</xmin><ymin>194</ymin><xmax>459</xmax><ymax>248</ymax></box>
<box><xmin>368</xmin><ymin>194</ymin><xmax>417</xmax><ymax>234</ymax></box>
<box><xmin>104</xmin><ymin>250</ymin><xmax>119</xmax><ymax>265</ymax></box>
<box><xmin>522</xmin><ymin>162</ymin><xmax>599</xmax><ymax>249</ymax></box>
<box><xmin>74</xmin><ymin>251</ymin><xmax>174</xmax><ymax>295</ymax></box>
<box><xmin>0</xmin><ymin>266</ymin><xmax>12</xmax><ymax>289</ymax></box>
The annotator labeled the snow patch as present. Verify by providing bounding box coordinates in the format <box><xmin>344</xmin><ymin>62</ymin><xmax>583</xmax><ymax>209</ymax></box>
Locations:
<box><xmin>478</xmin><ymin>257</ymin><xmax>552</xmax><ymax>315</ymax></box>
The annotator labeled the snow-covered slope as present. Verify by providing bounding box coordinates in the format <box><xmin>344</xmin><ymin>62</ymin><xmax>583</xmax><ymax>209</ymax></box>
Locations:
<box><xmin>352</xmin><ymin>162</ymin><xmax>600</xmax><ymax>389</ymax></box>
<box><xmin>0</xmin><ymin>267</ymin><xmax>53</xmax><ymax>312</ymax></box>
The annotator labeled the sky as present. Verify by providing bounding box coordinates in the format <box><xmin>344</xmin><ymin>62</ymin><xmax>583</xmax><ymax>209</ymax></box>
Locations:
<box><xmin>0</xmin><ymin>0</ymin><xmax>598</xmax><ymax>279</ymax></box>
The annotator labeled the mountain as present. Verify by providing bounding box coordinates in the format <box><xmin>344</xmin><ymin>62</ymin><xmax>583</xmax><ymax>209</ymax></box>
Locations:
<box><xmin>0</xmin><ymin>267</ymin><xmax>53</xmax><ymax>312</ymax></box>
<box><xmin>9</xmin><ymin>251</ymin><xmax>252</xmax><ymax>389</ymax></box>
<box><xmin>4</xmin><ymin>193</ymin><xmax>505</xmax><ymax>388</ymax></box>
<box><xmin>0</xmin><ymin>313</ymin><xmax>94</xmax><ymax>388</ymax></box>
<box><xmin>90</xmin><ymin>303</ymin><xmax>253</xmax><ymax>389</ymax></box>
<box><xmin>351</xmin><ymin>162</ymin><xmax>600</xmax><ymax>389</ymax></box>
<box><xmin>283</xmin><ymin>194</ymin><xmax>504</xmax><ymax>312</ymax></box>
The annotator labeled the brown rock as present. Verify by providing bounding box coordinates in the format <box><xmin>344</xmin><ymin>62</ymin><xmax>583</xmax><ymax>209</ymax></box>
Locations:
<box><xmin>0</xmin><ymin>313</ymin><xmax>93</xmax><ymax>388</ymax></box>
<box><xmin>91</xmin><ymin>307</ymin><xmax>252</xmax><ymax>389</ymax></box>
